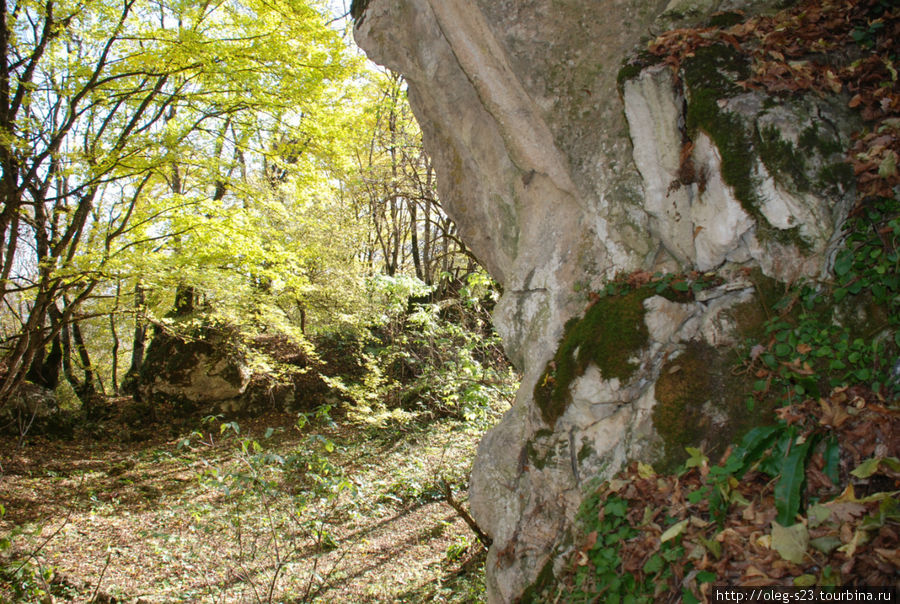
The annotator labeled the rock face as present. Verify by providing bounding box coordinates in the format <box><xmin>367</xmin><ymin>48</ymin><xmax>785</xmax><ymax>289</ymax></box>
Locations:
<box><xmin>353</xmin><ymin>1</ymin><xmax>857</xmax><ymax>600</ymax></box>
<box><xmin>140</xmin><ymin>328</ymin><xmax>251</xmax><ymax>410</ymax></box>
<box><xmin>3</xmin><ymin>381</ymin><xmax>58</xmax><ymax>424</ymax></box>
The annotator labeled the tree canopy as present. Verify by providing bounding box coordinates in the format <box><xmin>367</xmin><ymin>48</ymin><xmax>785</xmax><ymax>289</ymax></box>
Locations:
<box><xmin>0</xmin><ymin>0</ymin><xmax>487</xmax><ymax>414</ymax></box>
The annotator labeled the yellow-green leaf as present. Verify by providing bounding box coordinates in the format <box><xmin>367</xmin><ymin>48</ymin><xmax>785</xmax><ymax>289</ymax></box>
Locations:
<box><xmin>660</xmin><ymin>518</ymin><xmax>689</xmax><ymax>543</ymax></box>
<box><xmin>807</xmin><ymin>503</ymin><xmax>831</xmax><ymax>528</ymax></box>
<box><xmin>851</xmin><ymin>457</ymin><xmax>900</xmax><ymax>478</ymax></box>
<box><xmin>637</xmin><ymin>462</ymin><xmax>655</xmax><ymax>478</ymax></box>
<box><xmin>771</xmin><ymin>521</ymin><xmax>808</xmax><ymax>564</ymax></box>
<box><xmin>794</xmin><ymin>574</ymin><xmax>816</xmax><ymax>587</ymax></box>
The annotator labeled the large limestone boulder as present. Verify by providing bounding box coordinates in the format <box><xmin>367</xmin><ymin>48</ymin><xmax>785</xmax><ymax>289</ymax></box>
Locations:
<box><xmin>140</xmin><ymin>327</ymin><xmax>251</xmax><ymax>411</ymax></box>
<box><xmin>3</xmin><ymin>381</ymin><xmax>58</xmax><ymax>424</ymax></box>
<box><xmin>353</xmin><ymin>0</ymin><xmax>858</xmax><ymax>600</ymax></box>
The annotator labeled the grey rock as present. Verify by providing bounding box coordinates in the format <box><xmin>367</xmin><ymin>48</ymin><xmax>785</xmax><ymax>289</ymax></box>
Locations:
<box><xmin>140</xmin><ymin>329</ymin><xmax>251</xmax><ymax>409</ymax></box>
<box><xmin>353</xmin><ymin>0</ymin><xmax>859</xmax><ymax>599</ymax></box>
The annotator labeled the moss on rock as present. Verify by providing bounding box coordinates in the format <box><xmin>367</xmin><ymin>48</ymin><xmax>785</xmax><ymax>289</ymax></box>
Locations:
<box><xmin>534</xmin><ymin>289</ymin><xmax>653</xmax><ymax>426</ymax></box>
<box><xmin>681</xmin><ymin>44</ymin><xmax>813</xmax><ymax>250</ymax></box>
<box><xmin>616</xmin><ymin>50</ymin><xmax>663</xmax><ymax>94</ymax></box>
<box><xmin>683</xmin><ymin>45</ymin><xmax>759</xmax><ymax>213</ymax></box>
<box><xmin>652</xmin><ymin>341</ymin><xmax>718</xmax><ymax>470</ymax></box>
<box><xmin>651</xmin><ymin>272</ymin><xmax>787</xmax><ymax>472</ymax></box>
<box><xmin>350</xmin><ymin>0</ymin><xmax>369</xmax><ymax>22</ymax></box>
<box><xmin>756</xmin><ymin>124</ymin><xmax>811</xmax><ymax>193</ymax></box>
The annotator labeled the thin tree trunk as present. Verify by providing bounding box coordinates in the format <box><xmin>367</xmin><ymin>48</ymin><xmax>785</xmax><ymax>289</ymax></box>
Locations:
<box><xmin>121</xmin><ymin>283</ymin><xmax>146</xmax><ymax>397</ymax></box>
<box><xmin>109</xmin><ymin>283</ymin><xmax>121</xmax><ymax>395</ymax></box>
<box><xmin>70</xmin><ymin>316</ymin><xmax>98</xmax><ymax>414</ymax></box>
<box><xmin>410</xmin><ymin>201</ymin><xmax>423</xmax><ymax>281</ymax></box>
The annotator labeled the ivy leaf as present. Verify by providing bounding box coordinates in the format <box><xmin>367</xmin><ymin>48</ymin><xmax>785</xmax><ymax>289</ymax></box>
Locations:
<box><xmin>833</xmin><ymin>253</ymin><xmax>853</xmax><ymax>277</ymax></box>
<box><xmin>643</xmin><ymin>553</ymin><xmax>664</xmax><ymax>574</ymax></box>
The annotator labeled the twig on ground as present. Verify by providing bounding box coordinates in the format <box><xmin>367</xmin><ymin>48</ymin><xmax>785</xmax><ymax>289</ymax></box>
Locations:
<box><xmin>89</xmin><ymin>547</ymin><xmax>114</xmax><ymax>603</ymax></box>
<box><xmin>440</xmin><ymin>478</ymin><xmax>492</xmax><ymax>548</ymax></box>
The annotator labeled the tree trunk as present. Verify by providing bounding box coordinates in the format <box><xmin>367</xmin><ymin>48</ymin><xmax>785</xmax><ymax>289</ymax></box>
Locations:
<box><xmin>110</xmin><ymin>294</ymin><xmax>120</xmax><ymax>395</ymax></box>
<box><xmin>25</xmin><ymin>331</ymin><xmax>62</xmax><ymax>389</ymax></box>
<box><xmin>173</xmin><ymin>284</ymin><xmax>195</xmax><ymax>317</ymax></box>
<box><xmin>121</xmin><ymin>283</ymin><xmax>147</xmax><ymax>397</ymax></box>
<box><xmin>410</xmin><ymin>201</ymin><xmax>423</xmax><ymax>281</ymax></box>
<box><xmin>70</xmin><ymin>317</ymin><xmax>99</xmax><ymax>415</ymax></box>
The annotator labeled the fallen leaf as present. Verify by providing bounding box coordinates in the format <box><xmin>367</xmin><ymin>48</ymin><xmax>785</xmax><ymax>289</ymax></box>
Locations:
<box><xmin>851</xmin><ymin>457</ymin><xmax>900</xmax><ymax>479</ymax></box>
<box><xmin>771</xmin><ymin>521</ymin><xmax>809</xmax><ymax>564</ymax></box>
<box><xmin>875</xmin><ymin>548</ymin><xmax>900</xmax><ymax>566</ymax></box>
<box><xmin>810</xmin><ymin>535</ymin><xmax>842</xmax><ymax>554</ymax></box>
<box><xmin>834</xmin><ymin>484</ymin><xmax>859</xmax><ymax>502</ymax></box>
<box><xmin>826</xmin><ymin>501</ymin><xmax>867</xmax><ymax>522</ymax></box>
<box><xmin>818</xmin><ymin>397</ymin><xmax>851</xmax><ymax>427</ymax></box>
<box><xmin>807</xmin><ymin>503</ymin><xmax>831</xmax><ymax>528</ymax></box>
<box><xmin>582</xmin><ymin>530</ymin><xmax>598</xmax><ymax>551</ymax></box>
<box><xmin>837</xmin><ymin>528</ymin><xmax>868</xmax><ymax>557</ymax></box>
<box><xmin>637</xmin><ymin>462</ymin><xmax>655</xmax><ymax>479</ymax></box>
<box><xmin>794</xmin><ymin>574</ymin><xmax>817</xmax><ymax>587</ymax></box>
<box><xmin>661</xmin><ymin>518</ymin><xmax>689</xmax><ymax>543</ymax></box>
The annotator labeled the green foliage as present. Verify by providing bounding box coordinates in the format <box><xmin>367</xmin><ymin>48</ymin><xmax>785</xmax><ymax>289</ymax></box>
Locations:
<box><xmin>534</xmin><ymin>289</ymin><xmax>652</xmax><ymax>427</ymax></box>
<box><xmin>0</xmin><ymin>515</ymin><xmax>73</xmax><ymax>602</ymax></box>
<box><xmin>548</xmin><ymin>202</ymin><xmax>900</xmax><ymax>594</ymax></box>
<box><xmin>538</xmin><ymin>492</ymin><xmax>695</xmax><ymax>603</ymax></box>
<box><xmin>849</xmin><ymin>0</ymin><xmax>895</xmax><ymax>55</ymax></box>
<box><xmin>0</xmin><ymin>0</ymin><xmax>366</xmax><ymax>408</ymax></box>
<box><xmin>188</xmin><ymin>411</ymin><xmax>353</xmax><ymax>601</ymax></box>
<box><xmin>747</xmin><ymin>196</ymin><xmax>900</xmax><ymax>405</ymax></box>
<box><xmin>331</xmin><ymin>272</ymin><xmax>516</xmax><ymax>429</ymax></box>
<box><xmin>723</xmin><ymin>194</ymin><xmax>900</xmax><ymax>527</ymax></box>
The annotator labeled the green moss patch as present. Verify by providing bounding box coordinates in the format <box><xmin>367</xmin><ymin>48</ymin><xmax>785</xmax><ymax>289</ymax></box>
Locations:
<box><xmin>534</xmin><ymin>289</ymin><xmax>652</xmax><ymax>427</ymax></box>
<box><xmin>652</xmin><ymin>338</ymin><xmax>778</xmax><ymax>474</ymax></box>
<box><xmin>653</xmin><ymin>342</ymin><xmax>715</xmax><ymax>464</ymax></box>
<box><xmin>681</xmin><ymin>44</ymin><xmax>811</xmax><ymax>250</ymax></box>
<box><xmin>707</xmin><ymin>11</ymin><xmax>745</xmax><ymax>27</ymax></box>
<box><xmin>683</xmin><ymin>46</ymin><xmax>759</xmax><ymax>213</ymax></box>
<box><xmin>616</xmin><ymin>50</ymin><xmax>663</xmax><ymax>94</ymax></box>
<box><xmin>756</xmin><ymin>124</ymin><xmax>811</xmax><ymax>193</ymax></box>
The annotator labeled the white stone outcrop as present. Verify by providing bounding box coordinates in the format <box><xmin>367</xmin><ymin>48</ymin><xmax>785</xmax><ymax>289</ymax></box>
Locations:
<box><xmin>353</xmin><ymin>0</ymin><xmax>858</xmax><ymax>600</ymax></box>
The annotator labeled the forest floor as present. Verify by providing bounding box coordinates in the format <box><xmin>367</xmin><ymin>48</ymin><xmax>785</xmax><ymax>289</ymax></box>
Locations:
<box><xmin>0</xmin><ymin>400</ymin><xmax>503</xmax><ymax>602</ymax></box>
